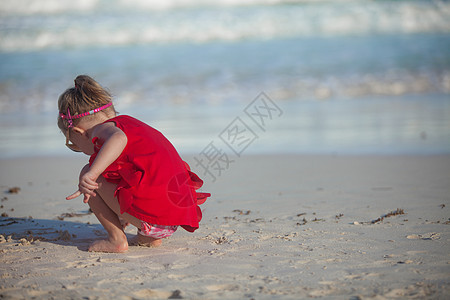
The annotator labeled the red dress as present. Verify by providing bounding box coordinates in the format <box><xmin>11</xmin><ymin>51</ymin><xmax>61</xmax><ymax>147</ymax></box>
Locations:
<box><xmin>89</xmin><ymin>115</ymin><xmax>210</xmax><ymax>232</ymax></box>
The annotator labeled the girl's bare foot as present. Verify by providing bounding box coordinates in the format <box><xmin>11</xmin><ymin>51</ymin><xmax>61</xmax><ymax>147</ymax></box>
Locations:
<box><xmin>88</xmin><ymin>239</ymin><xmax>128</xmax><ymax>253</ymax></box>
<box><xmin>136</xmin><ymin>234</ymin><xmax>162</xmax><ymax>247</ymax></box>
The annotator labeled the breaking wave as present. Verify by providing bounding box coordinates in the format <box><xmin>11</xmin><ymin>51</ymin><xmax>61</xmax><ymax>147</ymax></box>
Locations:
<box><xmin>1</xmin><ymin>0</ymin><xmax>449</xmax><ymax>52</ymax></box>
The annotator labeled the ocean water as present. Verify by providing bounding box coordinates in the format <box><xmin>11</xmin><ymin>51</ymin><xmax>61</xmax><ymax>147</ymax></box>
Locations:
<box><xmin>0</xmin><ymin>0</ymin><xmax>449</xmax><ymax>158</ymax></box>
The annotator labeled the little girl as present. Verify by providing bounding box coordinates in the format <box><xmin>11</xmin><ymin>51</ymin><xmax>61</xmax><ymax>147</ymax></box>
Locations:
<box><xmin>58</xmin><ymin>75</ymin><xmax>210</xmax><ymax>253</ymax></box>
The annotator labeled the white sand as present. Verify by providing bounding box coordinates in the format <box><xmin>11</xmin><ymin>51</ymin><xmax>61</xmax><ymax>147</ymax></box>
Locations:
<box><xmin>1</xmin><ymin>155</ymin><xmax>449</xmax><ymax>299</ymax></box>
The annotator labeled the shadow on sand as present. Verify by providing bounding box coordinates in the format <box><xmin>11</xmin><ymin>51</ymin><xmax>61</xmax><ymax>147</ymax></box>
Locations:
<box><xmin>0</xmin><ymin>216</ymin><xmax>109</xmax><ymax>251</ymax></box>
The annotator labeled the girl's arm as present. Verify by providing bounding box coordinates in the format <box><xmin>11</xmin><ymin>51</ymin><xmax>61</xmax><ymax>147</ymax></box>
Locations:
<box><xmin>89</xmin><ymin>122</ymin><xmax>128</xmax><ymax>179</ymax></box>
<box><xmin>67</xmin><ymin>122</ymin><xmax>127</xmax><ymax>203</ymax></box>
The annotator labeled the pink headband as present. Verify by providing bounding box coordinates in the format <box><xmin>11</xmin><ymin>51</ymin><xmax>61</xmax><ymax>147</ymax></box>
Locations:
<box><xmin>60</xmin><ymin>102</ymin><xmax>112</xmax><ymax>128</ymax></box>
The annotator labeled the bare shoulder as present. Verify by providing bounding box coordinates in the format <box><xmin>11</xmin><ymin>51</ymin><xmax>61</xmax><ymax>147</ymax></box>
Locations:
<box><xmin>93</xmin><ymin>120</ymin><xmax>126</xmax><ymax>140</ymax></box>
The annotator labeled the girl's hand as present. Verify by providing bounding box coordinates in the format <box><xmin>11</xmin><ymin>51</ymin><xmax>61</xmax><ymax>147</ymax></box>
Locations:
<box><xmin>66</xmin><ymin>123</ymin><xmax>127</xmax><ymax>203</ymax></box>
<box><xmin>66</xmin><ymin>165</ymin><xmax>99</xmax><ymax>203</ymax></box>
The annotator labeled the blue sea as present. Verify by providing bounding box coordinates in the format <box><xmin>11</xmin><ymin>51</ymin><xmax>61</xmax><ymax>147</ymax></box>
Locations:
<box><xmin>0</xmin><ymin>0</ymin><xmax>449</xmax><ymax>158</ymax></box>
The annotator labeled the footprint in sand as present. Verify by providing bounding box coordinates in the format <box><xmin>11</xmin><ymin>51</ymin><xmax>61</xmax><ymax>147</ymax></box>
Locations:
<box><xmin>406</xmin><ymin>232</ymin><xmax>440</xmax><ymax>240</ymax></box>
<box><xmin>133</xmin><ymin>289</ymin><xmax>183</xmax><ymax>299</ymax></box>
<box><xmin>206</xmin><ymin>284</ymin><xmax>239</xmax><ymax>292</ymax></box>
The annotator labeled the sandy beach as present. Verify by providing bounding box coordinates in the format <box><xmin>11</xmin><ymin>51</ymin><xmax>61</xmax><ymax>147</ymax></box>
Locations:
<box><xmin>1</xmin><ymin>1</ymin><xmax>449</xmax><ymax>298</ymax></box>
<box><xmin>1</xmin><ymin>154</ymin><xmax>449</xmax><ymax>299</ymax></box>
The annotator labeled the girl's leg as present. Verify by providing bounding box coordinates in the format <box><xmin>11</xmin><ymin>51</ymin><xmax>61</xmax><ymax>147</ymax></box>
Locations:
<box><xmin>94</xmin><ymin>176</ymin><xmax>141</xmax><ymax>227</ymax></box>
<box><xmin>87</xmin><ymin>192</ymin><xmax>129</xmax><ymax>253</ymax></box>
<box><xmin>94</xmin><ymin>177</ymin><xmax>163</xmax><ymax>248</ymax></box>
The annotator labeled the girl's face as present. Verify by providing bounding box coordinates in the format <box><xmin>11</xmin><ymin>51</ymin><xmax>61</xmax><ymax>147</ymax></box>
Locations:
<box><xmin>65</xmin><ymin>128</ymin><xmax>95</xmax><ymax>155</ymax></box>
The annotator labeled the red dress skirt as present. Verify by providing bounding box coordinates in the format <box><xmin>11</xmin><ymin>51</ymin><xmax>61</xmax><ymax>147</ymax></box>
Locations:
<box><xmin>89</xmin><ymin>115</ymin><xmax>210</xmax><ymax>232</ymax></box>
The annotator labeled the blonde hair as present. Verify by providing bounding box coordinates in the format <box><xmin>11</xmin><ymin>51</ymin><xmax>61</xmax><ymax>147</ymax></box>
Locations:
<box><xmin>57</xmin><ymin>75</ymin><xmax>116</xmax><ymax>132</ymax></box>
